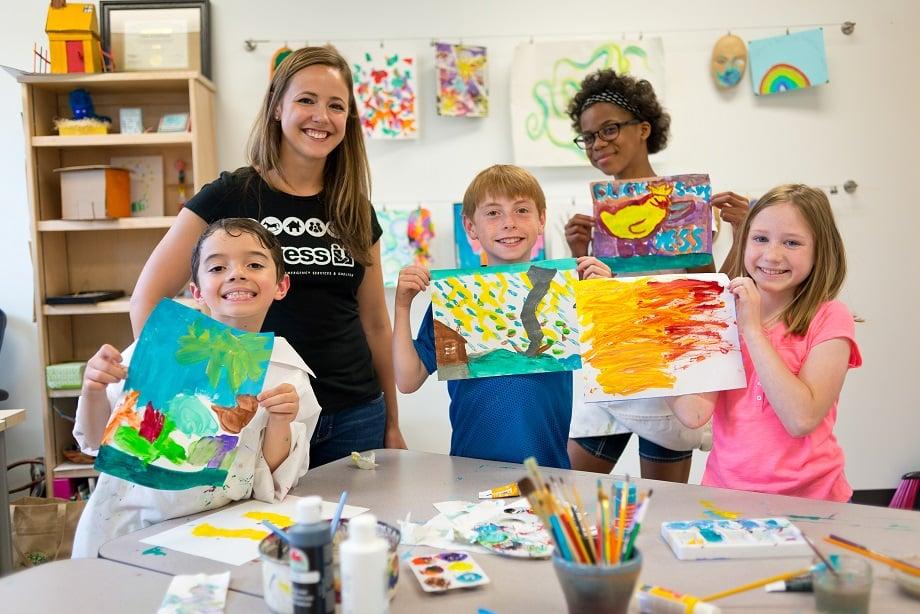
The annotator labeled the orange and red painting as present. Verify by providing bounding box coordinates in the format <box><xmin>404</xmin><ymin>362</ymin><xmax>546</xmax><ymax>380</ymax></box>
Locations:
<box><xmin>575</xmin><ymin>273</ymin><xmax>745</xmax><ymax>401</ymax></box>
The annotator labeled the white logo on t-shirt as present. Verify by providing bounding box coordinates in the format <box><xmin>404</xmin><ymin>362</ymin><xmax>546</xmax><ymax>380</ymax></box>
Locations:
<box><xmin>305</xmin><ymin>218</ymin><xmax>328</xmax><ymax>237</ymax></box>
<box><xmin>261</xmin><ymin>216</ymin><xmax>283</xmax><ymax>235</ymax></box>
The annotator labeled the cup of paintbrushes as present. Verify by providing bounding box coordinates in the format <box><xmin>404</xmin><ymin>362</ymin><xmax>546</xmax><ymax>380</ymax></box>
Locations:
<box><xmin>552</xmin><ymin>548</ymin><xmax>642</xmax><ymax>614</ymax></box>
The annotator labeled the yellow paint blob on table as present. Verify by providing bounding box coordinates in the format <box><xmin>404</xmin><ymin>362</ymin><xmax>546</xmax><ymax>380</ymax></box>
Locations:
<box><xmin>243</xmin><ymin>511</ymin><xmax>295</xmax><ymax>528</ymax></box>
<box><xmin>191</xmin><ymin>523</ymin><xmax>268</xmax><ymax>540</ymax></box>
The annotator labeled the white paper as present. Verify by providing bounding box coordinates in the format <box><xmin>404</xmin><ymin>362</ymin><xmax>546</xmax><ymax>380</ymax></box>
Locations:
<box><xmin>142</xmin><ymin>496</ymin><xmax>368</xmax><ymax>566</ymax></box>
<box><xmin>158</xmin><ymin>571</ymin><xmax>230</xmax><ymax>614</ymax></box>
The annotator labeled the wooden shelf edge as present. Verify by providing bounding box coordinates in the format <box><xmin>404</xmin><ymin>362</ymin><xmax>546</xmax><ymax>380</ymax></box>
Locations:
<box><xmin>43</xmin><ymin>296</ymin><xmax>199</xmax><ymax>316</ymax></box>
<box><xmin>38</xmin><ymin>216</ymin><xmax>176</xmax><ymax>232</ymax></box>
<box><xmin>16</xmin><ymin>70</ymin><xmax>214</xmax><ymax>91</ymax></box>
<box><xmin>53</xmin><ymin>462</ymin><xmax>99</xmax><ymax>479</ymax></box>
<box><xmin>33</xmin><ymin>133</ymin><xmax>193</xmax><ymax>147</ymax></box>
<box><xmin>48</xmin><ymin>389</ymin><xmax>81</xmax><ymax>398</ymax></box>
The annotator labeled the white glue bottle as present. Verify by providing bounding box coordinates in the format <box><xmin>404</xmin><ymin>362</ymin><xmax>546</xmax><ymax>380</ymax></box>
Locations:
<box><xmin>289</xmin><ymin>496</ymin><xmax>334</xmax><ymax>614</ymax></box>
<box><xmin>340</xmin><ymin>513</ymin><xmax>389</xmax><ymax>614</ymax></box>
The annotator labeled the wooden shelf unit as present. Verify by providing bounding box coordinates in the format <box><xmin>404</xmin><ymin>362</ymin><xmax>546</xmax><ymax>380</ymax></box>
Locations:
<box><xmin>18</xmin><ymin>71</ymin><xmax>217</xmax><ymax>495</ymax></box>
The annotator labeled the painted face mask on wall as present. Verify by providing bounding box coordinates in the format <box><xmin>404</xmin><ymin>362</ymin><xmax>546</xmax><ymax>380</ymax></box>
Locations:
<box><xmin>711</xmin><ymin>34</ymin><xmax>748</xmax><ymax>89</ymax></box>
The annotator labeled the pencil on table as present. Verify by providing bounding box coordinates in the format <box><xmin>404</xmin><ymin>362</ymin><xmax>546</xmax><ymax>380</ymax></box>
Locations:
<box><xmin>700</xmin><ymin>566</ymin><xmax>814</xmax><ymax>602</ymax></box>
<box><xmin>825</xmin><ymin>534</ymin><xmax>920</xmax><ymax>578</ymax></box>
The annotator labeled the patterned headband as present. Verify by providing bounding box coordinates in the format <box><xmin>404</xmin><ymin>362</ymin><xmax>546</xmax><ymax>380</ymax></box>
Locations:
<box><xmin>580</xmin><ymin>91</ymin><xmax>643</xmax><ymax>119</ymax></box>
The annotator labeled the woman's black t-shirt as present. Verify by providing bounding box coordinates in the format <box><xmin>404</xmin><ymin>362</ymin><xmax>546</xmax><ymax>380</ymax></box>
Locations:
<box><xmin>185</xmin><ymin>167</ymin><xmax>383</xmax><ymax>413</ymax></box>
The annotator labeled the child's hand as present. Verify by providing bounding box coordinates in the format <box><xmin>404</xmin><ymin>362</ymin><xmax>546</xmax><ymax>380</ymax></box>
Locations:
<box><xmin>712</xmin><ymin>192</ymin><xmax>750</xmax><ymax>232</ymax></box>
<box><xmin>729</xmin><ymin>276</ymin><xmax>762</xmax><ymax>334</ymax></box>
<box><xmin>83</xmin><ymin>344</ymin><xmax>127</xmax><ymax>392</ymax></box>
<box><xmin>258</xmin><ymin>384</ymin><xmax>299</xmax><ymax>425</ymax></box>
<box><xmin>576</xmin><ymin>256</ymin><xmax>613</xmax><ymax>280</ymax></box>
<box><xmin>564</xmin><ymin>214</ymin><xmax>594</xmax><ymax>257</ymax></box>
<box><xmin>395</xmin><ymin>265</ymin><xmax>430</xmax><ymax>309</ymax></box>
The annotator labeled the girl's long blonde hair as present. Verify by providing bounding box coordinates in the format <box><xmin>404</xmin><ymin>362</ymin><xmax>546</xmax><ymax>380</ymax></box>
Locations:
<box><xmin>728</xmin><ymin>184</ymin><xmax>847</xmax><ymax>336</ymax></box>
<box><xmin>247</xmin><ymin>45</ymin><xmax>374</xmax><ymax>265</ymax></box>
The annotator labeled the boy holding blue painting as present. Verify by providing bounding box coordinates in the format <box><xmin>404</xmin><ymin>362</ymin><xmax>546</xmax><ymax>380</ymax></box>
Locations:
<box><xmin>72</xmin><ymin>218</ymin><xmax>321</xmax><ymax>558</ymax></box>
<box><xmin>393</xmin><ymin>165</ymin><xmax>611</xmax><ymax>468</ymax></box>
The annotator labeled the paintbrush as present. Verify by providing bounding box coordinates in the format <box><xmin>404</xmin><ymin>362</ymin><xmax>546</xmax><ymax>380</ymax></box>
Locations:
<box><xmin>825</xmin><ymin>534</ymin><xmax>920</xmax><ymax>578</ymax></box>
<box><xmin>700</xmin><ymin>566</ymin><xmax>814</xmax><ymax>602</ymax></box>
<box><xmin>524</xmin><ymin>456</ymin><xmax>549</xmax><ymax>494</ymax></box>
<box><xmin>329</xmin><ymin>490</ymin><xmax>349</xmax><ymax>537</ymax></box>
<box><xmin>519</xmin><ymin>477</ymin><xmax>573</xmax><ymax>562</ymax></box>
<box><xmin>622</xmin><ymin>488</ymin><xmax>652</xmax><ymax>562</ymax></box>
<box><xmin>802</xmin><ymin>534</ymin><xmax>839</xmax><ymax>578</ymax></box>
<box><xmin>614</xmin><ymin>476</ymin><xmax>630</xmax><ymax>563</ymax></box>
<box><xmin>262</xmin><ymin>520</ymin><xmax>290</xmax><ymax>558</ymax></box>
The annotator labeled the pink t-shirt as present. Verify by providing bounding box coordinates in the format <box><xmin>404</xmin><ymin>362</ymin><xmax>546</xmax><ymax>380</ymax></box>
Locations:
<box><xmin>703</xmin><ymin>300</ymin><xmax>862</xmax><ymax>502</ymax></box>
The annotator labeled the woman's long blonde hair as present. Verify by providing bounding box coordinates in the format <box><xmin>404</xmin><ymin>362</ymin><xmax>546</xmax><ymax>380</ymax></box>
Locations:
<box><xmin>247</xmin><ymin>45</ymin><xmax>374</xmax><ymax>265</ymax></box>
<box><xmin>727</xmin><ymin>184</ymin><xmax>847</xmax><ymax>336</ymax></box>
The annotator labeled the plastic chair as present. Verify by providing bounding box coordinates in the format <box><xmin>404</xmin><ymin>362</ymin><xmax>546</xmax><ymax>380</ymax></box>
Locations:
<box><xmin>890</xmin><ymin>471</ymin><xmax>920</xmax><ymax>510</ymax></box>
<box><xmin>0</xmin><ymin>308</ymin><xmax>8</xmax><ymax>401</ymax></box>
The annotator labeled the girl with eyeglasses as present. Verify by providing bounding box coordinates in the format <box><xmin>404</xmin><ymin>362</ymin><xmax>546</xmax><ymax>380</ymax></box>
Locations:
<box><xmin>565</xmin><ymin>69</ymin><xmax>748</xmax><ymax>482</ymax></box>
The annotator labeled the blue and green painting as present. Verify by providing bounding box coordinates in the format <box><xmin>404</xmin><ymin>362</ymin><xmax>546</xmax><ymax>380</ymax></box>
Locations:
<box><xmin>94</xmin><ymin>299</ymin><xmax>274</xmax><ymax>490</ymax></box>
<box><xmin>430</xmin><ymin>259</ymin><xmax>581</xmax><ymax>380</ymax></box>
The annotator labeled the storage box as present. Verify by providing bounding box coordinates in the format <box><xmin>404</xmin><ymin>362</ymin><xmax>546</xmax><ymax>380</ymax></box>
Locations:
<box><xmin>54</xmin><ymin>165</ymin><xmax>131</xmax><ymax>219</ymax></box>
<box><xmin>45</xmin><ymin>361</ymin><xmax>86</xmax><ymax>390</ymax></box>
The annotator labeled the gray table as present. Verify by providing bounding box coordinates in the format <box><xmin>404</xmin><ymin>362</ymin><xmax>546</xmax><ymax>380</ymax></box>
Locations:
<box><xmin>99</xmin><ymin>449</ymin><xmax>920</xmax><ymax>612</ymax></box>
<box><xmin>0</xmin><ymin>558</ymin><xmax>266</xmax><ymax>612</ymax></box>
<box><xmin>0</xmin><ymin>409</ymin><xmax>27</xmax><ymax>575</ymax></box>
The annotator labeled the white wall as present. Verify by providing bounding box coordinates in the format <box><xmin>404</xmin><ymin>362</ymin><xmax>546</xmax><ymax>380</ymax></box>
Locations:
<box><xmin>2</xmin><ymin>1</ymin><xmax>917</xmax><ymax>489</ymax></box>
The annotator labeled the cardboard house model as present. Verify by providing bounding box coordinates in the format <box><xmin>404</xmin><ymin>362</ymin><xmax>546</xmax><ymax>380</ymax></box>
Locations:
<box><xmin>46</xmin><ymin>3</ymin><xmax>103</xmax><ymax>74</ymax></box>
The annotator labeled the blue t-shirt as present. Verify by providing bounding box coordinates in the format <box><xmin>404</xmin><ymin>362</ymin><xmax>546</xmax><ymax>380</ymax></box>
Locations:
<box><xmin>414</xmin><ymin>306</ymin><xmax>572</xmax><ymax>469</ymax></box>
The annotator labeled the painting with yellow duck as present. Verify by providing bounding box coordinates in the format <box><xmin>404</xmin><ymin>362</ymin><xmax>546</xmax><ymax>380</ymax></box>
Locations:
<box><xmin>591</xmin><ymin>174</ymin><xmax>713</xmax><ymax>273</ymax></box>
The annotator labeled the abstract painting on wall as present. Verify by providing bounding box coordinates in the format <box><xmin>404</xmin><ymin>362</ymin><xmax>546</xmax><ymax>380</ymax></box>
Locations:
<box><xmin>576</xmin><ymin>273</ymin><xmax>745</xmax><ymax>402</ymax></box>
<box><xmin>453</xmin><ymin>202</ymin><xmax>545</xmax><ymax>268</ymax></box>
<box><xmin>141</xmin><ymin>497</ymin><xmax>368</xmax><ymax>565</ymax></box>
<box><xmin>94</xmin><ymin>299</ymin><xmax>274</xmax><ymax>490</ymax></box>
<box><xmin>510</xmin><ymin>39</ymin><xmax>665</xmax><ymax>167</ymax></box>
<box><xmin>591</xmin><ymin>174</ymin><xmax>713</xmax><ymax>273</ymax></box>
<box><xmin>408</xmin><ymin>207</ymin><xmax>435</xmax><ymax>268</ymax></box>
<box><xmin>376</xmin><ymin>208</ymin><xmax>415</xmax><ymax>287</ymax></box>
<box><xmin>352</xmin><ymin>49</ymin><xmax>418</xmax><ymax>138</ymax></box>
<box><xmin>430</xmin><ymin>259</ymin><xmax>580</xmax><ymax>380</ymax></box>
<box><xmin>435</xmin><ymin>42</ymin><xmax>489</xmax><ymax>117</ymax></box>
<box><xmin>749</xmin><ymin>28</ymin><xmax>828</xmax><ymax>96</ymax></box>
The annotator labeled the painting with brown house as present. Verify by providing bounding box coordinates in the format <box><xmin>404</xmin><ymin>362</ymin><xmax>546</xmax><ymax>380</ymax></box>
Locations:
<box><xmin>46</xmin><ymin>2</ymin><xmax>103</xmax><ymax>74</ymax></box>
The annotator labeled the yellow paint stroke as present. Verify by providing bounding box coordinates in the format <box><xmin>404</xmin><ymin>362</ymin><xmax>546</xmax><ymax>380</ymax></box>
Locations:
<box><xmin>243</xmin><ymin>511</ymin><xmax>295</xmax><ymax>529</ymax></box>
<box><xmin>191</xmin><ymin>523</ymin><xmax>268</xmax><ymax>540</ymax></box>
<box><xmin>576</xmin><ymin>277</ymin><xmax>732</xmax><ymax>396</ymax></box>
<box><xmin>700</xmin><ymin>500</ymin><xmax>742</xmax><ymax>520</ymax></box>
<box><xmin>102</xmin><ymin>390</ymin><xmax>141</xmax><ymax>444</ymax></box>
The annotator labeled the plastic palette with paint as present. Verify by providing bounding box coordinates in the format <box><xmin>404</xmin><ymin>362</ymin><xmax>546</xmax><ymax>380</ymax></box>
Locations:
<box><xmin>408</xmin><ymin>552</ymin><xmax>490</xmax><ymax>592</ymax></box>
<box><xmin>661</xmin><ymin>517</ymin><xmax>812</xmax><ymax>560</ymax></box>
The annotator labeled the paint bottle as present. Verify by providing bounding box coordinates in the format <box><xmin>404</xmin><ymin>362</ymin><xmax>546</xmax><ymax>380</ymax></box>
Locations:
<box><xmin>637</xmin><ymin>585</ymin><xmax>722</xmax><ymax>613</ymax></box>
<box><xmin>340</xmin><ymin>513</ymin><xmax>389</xmax><ymax>614</ymax></box>
<box><xmin>289</xmin><ymin>496</ymin><xmax>334</xmax><ymax>614</ymax></box>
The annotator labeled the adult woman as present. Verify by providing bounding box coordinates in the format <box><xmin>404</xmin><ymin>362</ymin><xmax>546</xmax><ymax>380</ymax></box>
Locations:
<box><xmin>565</xmin><ymin>69</ymin><xmax>748</xmax><ymax>481</ymax></box>
<box><xmin>130</xmin><ymin>46</ymin><xmax>406</xmax><ymax>467</ymax></box>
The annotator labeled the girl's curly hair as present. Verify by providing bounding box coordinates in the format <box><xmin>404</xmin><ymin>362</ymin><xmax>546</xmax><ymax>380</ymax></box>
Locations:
<box><xmin>567</xmin><ymin>69</ymin><xmax>671</xmax><ymax>154</ymax></box>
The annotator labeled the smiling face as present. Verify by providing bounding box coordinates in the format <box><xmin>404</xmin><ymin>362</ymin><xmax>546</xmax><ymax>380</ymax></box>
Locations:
<box><xmin>275</xmin><ymin>64</ymin><xmax>350</xmax><ymax>168</ymax></box>
<box><xmin>463</xmin><ymin>195</ymin><xmax>546</xmax><ymax>265</ymax></box>
<box><xmin>578</xmin><ymin>102</ymin><xmax>651</xmax><ymax>179</ymax></box>
<box><xmin>743</xmin><ymin>201</ymin><xmax>815</xmax><ymax>307</ymax></box>
<box><xmin>190</xmin><ymin>229</ymin><xmax>290</xmax><ymax>331</ymax></box>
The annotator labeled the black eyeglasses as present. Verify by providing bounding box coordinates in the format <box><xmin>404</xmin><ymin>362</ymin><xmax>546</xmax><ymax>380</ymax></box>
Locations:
<box><xmin>573</xmin><ymin>119</ymin><xmax>642</xmax><ymax>150</ymax></box>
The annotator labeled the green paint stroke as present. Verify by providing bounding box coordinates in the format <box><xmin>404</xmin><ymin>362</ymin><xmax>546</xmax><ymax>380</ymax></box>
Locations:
<box><xmin>166</xmin><ymin>394</ymin><xmax>218</xmax><ymax>437</ymax></box>
<box><xmin>113</xmin><ymin>414</ymin><xmax>187</xmax><ymax>466</ymax></box>
<box><xmin>601</xmin><ymin>252</ymin><xmax>713</xmax><ymax>274</ymax></box>
<box><xmin>142</xmin><ymin>546</ymin><xmax>166</xmax><ymax>556</ymax></box>
<box><xmin>95</xmin><ymin>445</ymin><xmax>228</xmax><ymax>490</ymax></box>
<box><xmin>468</xmin><ymin>349</ymin><xmax>570</xmax><ymax>378</ymax></box>
<box><xmin>175</xmin><ymin>320</ymin><xmax>272</xmax><ymax>390</ymax></box>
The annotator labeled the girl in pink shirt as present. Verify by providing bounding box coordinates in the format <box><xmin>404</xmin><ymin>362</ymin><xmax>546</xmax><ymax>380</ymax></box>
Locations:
<box><xmin>668</xmin><ymin>184</ymin><xmax>862</xmax><ymax>501</ymax></box>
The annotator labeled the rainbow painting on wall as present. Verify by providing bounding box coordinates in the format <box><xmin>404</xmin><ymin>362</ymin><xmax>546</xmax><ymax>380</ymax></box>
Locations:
<box><xmin>576</xmin><ymin>273</ymin><xmax>745</xmax><ymax>402</ymax></box>
<box><xmin>748</xmin><ymin>28</ymin><xmax>828</xmax><ymax>96</ymax></box>
<box><xmin>94</xmin><ymin>299</ymin><xmax>274</xmax><ymax>490</ymax></box>
<box><xmin>453</xmin><ymin>202</ymin><xmax>545</xmax><ymax>268</ymax></box>
<box><xmin>591</xmin><ymin>174</ymin><xmax>713</xmax><ymax>273</ymax></box>
<box><xmin>430</xmin><ymin>259</ymin><xmax>580</xmax><ymax>380</ymax></box>
<box><xmin>376</xmin><ymin>208</ymin><xmax>416</xmax><ymax>287</ymax></box>
<box><xmin>352</xmin><ymin>49</ymin><xmax>418</xmax><ymax>139</ymax></box>
<box><xmin>435</xmin><ymin>42</ymin><xmax>489</xmax><ymax>117</ymax></box>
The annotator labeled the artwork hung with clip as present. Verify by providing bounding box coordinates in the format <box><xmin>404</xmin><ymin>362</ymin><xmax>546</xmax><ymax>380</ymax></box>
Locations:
<box><xmin>510</xmin><ymin>39</ymin><xmax>665</xmax><ymax>167</ymax></box>
<box><xmin>749</xmin><ymin>28</ymin><xmax>828</xmax><ymax>96</ymax></box>
<box><xmin>351</xmin><ymin>48</ymin><xmax>418</xmax><ymax>139</ymax></box>
<box><xmin>576</xmin><ymin>273</ymin><xmax>745</xmax><ymax>402</ymax></box>
<box><xmin>591</xmin><ymin>174</ymin><xmax>713</xmax><ymax>273</ymax></box>
<box><xmin>435</xmin><ymin>42</ymin><xmax>489</xmax><ymax>117</ymax></box>
<box><xmin>453</xmin><ymin>202</ymin><xmax>544</xmax><ymax>268</ymax></box>
<box><xmin>430</xmin><ymin>259</ymin><xmax>580</xmax><ymax>380</ymax></box>
<box><xmin>94</xmin><ymin>298</ymin><xmax>274</xmax><ymax>490</ymax></box>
